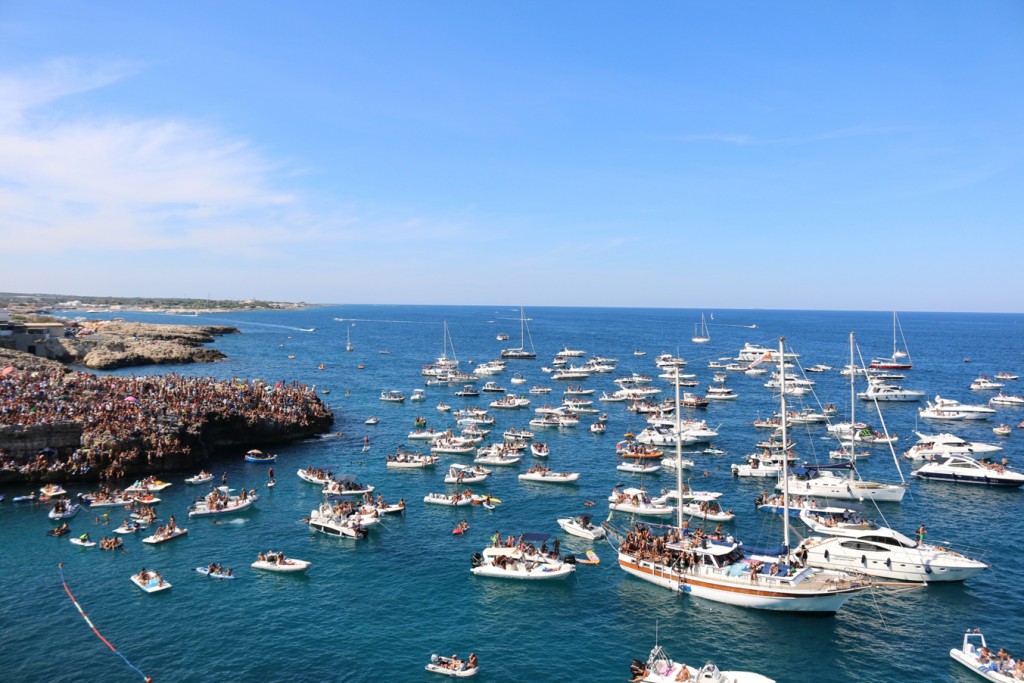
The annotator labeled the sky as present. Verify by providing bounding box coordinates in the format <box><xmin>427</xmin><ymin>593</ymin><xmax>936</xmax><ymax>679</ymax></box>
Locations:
<box><xmin>1</xmin><ymin>2</ymin><xmax>1022</xmax><ymax>312</ymax></box>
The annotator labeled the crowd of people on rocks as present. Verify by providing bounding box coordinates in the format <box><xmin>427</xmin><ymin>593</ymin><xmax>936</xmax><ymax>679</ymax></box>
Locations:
<box><xmin>0</xmin><ymin>364</ymin><xmax>332</xmax><ymax>481</ymax></box>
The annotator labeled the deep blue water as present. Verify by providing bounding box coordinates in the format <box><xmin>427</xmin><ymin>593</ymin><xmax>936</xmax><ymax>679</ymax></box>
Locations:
<box><xmin>3</xmin><ymin>305</ymin><xmax>1023</xmax><ymax>682</ymax></box>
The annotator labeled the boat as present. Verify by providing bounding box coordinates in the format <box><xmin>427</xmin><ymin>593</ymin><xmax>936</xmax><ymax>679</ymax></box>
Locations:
<box><xmin>444</xmin><ymin>464</ymin><xmax>491</xmax><ymax>484</ymax></box>
<box><xmin>630</xmin><ymin>644</ymin><xmax>775</xmax><ymax>683</ymax></box>
<box><xmin>13</xmin><ymin>493</ymin><xmax>36</xmax><ymax>503</ymax></box>
<box><xmin>195</xmin><ymin>566</ymin><xmax>236</xmax><ymax>579</ymax></box>
<box><xmin>47</xmin><ymin>524</ymin><xmax>71</xmax><ymax>537</ymax></box>
<box><xmin>500</xmin><ymin>306</ymin><xmax>537</xmax><ymax>359</ymax></box>
<box><xmin>995</xmin><ymin>372</ymin><xmax>1019</xmax><ymax>381</ymax></box>
<box><xmin>424</xmin><ymin>492</ymin><xmax>474</xmax><ymax>506</ymax></box>
<box><xmin>425</xmin><ymin>654</ymin><xmax>479</xmax><ymax>678</ymax></box>
<box><xmin>679</xmin><ymin>494</ymin><xmax>735</xmax><ymax>522</ymax></box>
<box><xmin>481</xmin><ymin>381</ymin><xmax>506</xmax><ymax>393</ymax></box>
<box><xmin>634</xmin><ymin>350</ymin><xmax>647</xmax><ymax>356</ymax></box>
<box><xmin>131</xmin><ymin>570</ymin><xmax>171</xmax><ymax>593</ymax></box>
<box><xmin>618</xmin><ymin>460</ymin><xmax>661</xmax><ymax>474</ymax></box>
<box><xmin>297</xmin><ymin>467</ymin><xmax>336</xmax><ymax>484</ymax></box>
<box><xmin>994</xmin><ymin>424</ymin><xmax>1012</xmax><ymax>436</ymax></box>
<box><xmin>39</xmin><ymin>484</ymin><xmax>67</xmax><ymax>498</ymax></box>
<box><xmin>251</xmin><ymin>552</ymin><xmax>311</xmax><ymax>573</ymax></box>
<box><xmin>912</xmin><ymin>453</ymin><xmax>1024</xmax><ymax>487</ymax></box>
<box><xmin>971</xmin><ymin>376</ymin><xmax>1005</xmax><ymax>391</ymax></box>
<box><xmin>608</xmin><ymin>486</ymin><xmax>675</xmax><ymax>517</ymax></box>
<box><xmin>528</xmin><ymin>385</ymin><xmax>552</xmax><ymax>394</ymax></box>
<box><xmin>386</xmin><ymin>449</ymin><xmax>438</xmax><ymax>469</ymax></box>
<box><xmin>469</xmin><ymin>544</ymin><xmax>576</xmax><ymax>580</ymax></box>
<box><xmin>607</xmin><ymin>339</ymin><xmax>876</xmax><ymax>614</ymax></box>
<box><xmin>796</xmin><ymin>507</ymin><xmax>988</xmax><ymax>582</ymax></box>
<box><xmin>308</xmin><ymin>502</ymin><xmax>371</xmax><ymax>538</ymax></box>
<box><xmin>919</xmin><ymin>396</ymin><xmax>997</xmax><ymax>421</ymax></box>
<box><xmin>950</xmin><ymin>629</ymin><xmax>1016</xmax><ymax>682</ymax></box>
<box><xmin>454</xmin><ymin>385</ymin><xmax>479</xmax><ymax>397</ymax></box>
<box><xmin>705</xmin><ymin>383</ymin><xmax>738</xmax><ymax>401</ymax></box>
<box><xmin>903</xmin><ymin>431</ymin><xmax>1003</xmax><ymax>461</ymax></box>
<box><xmin>345</xmin><ymin>326</ymin><xmax>353</xmax><ymax>352</ymax></box>
<box><xmin>113</xmin><ymin>519</ymin><xmax>142</xmax><ymax>534</ymax></box>
<box><xmin>321</xmin><ymin>476</ymin><xmax>375</xmax><ymax>497</ymax></box>
<box><xmin>142</xmin><ymin>526</ymin><xmax>188</xmax><ymax>544</ymax></box>
<box><xmin>989</xmin><ymin>393</ymin><xmax>1024</xmax><ymax>407</ymax></box>
<box><xmin>244</xmin><ymin>449</ymin><xmax>276</xmax><ymax>463</ymax></box>
<box><xmin>589</xmin><ymin>422</ymin><xmax>607</xmax><ymax>434</ymax></box>
<box><xmin>437</xmin><ymin>401</ymin><xmax>451</xmax><ymax>412</ymax></box>
<box><xmin>48</xmin><ymin>501</ymin><xmax>80</xmax><ymax>520</ymax></box>
<box><xmin>185</xmin><ymin>471</ymin><xmax>213</xmax><ymax>485</ymax></box>
<box><xmin>557</xmin><ymin>515</ymin><xmax>606</xmax><ymax>540</ymax></box>
<box><xmin>691</xmin><ymin>313</ymin><xmax>711</xmax><ymax>344</ymax></box>
<box><xmin>380</xmin><ymin>390</ymin><xmax>406</xmax><ymax>403</ymax></box>
<box><xmin>518</xmin><ymin>467</ymin><xmax>580</xmax><ymax>484</ymax></box>
<box><xmin>868</xmin><ymin>311</ymin><xmax>913</xmax><ymax>369</ymax></box>
<box><xmin>857</xmin><ymin>382</ymin><xmax>925</xmax><ymax>402</ymax></box>
<box><xmin>510</xmin><ymin>372</ymin><xmax>527</xmax><ymax>385</ymax></box>
<box><xmin>411</xmin><ymin>389</ymin><xmax>426</xmax><ymax>401</ymax></box>
<box><xmin>188</xmin><ymin>487</ymin><xmax>258</xmax><ymax>517</ymax></box>
<box><xmin>365</xmin><ymin>416</ymin><xmax>379</xmax><ymax>425</ymax></box>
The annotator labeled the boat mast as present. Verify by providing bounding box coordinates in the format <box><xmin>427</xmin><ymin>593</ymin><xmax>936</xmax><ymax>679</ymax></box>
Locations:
<box><xmin>892</xmin><ymin>311</ymin><xmax>897</xmax><ymax>358</ymax></box>
<box><xmin>849</xmin><ymin>331</ymin><xmax>856</xmax><ymax>478</ymax></box>
<box><xmin>674</xmin><ymin>366</ymin><xmax>684</xmax><ymax>530</ymax></box>
<box><xmin>779</xmin><ymin>338</ymin><xmax>790</xmax><ymax>551</ymax></box>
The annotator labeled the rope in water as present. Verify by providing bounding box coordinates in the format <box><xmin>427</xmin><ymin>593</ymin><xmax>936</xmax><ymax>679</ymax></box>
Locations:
<box><xmin>58</xmin><ymin>563</ymin><xmax>153</xmax><ymax>682</ymax></box>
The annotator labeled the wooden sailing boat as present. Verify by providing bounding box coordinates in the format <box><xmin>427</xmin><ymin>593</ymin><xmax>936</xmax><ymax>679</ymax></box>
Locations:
<box><xmin>609</xmin><ymin>341</ymin><xmax>873</xmax><ymax>614</ymax></box>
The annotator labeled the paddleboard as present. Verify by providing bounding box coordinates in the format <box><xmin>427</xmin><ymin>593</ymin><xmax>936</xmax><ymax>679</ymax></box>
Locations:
<box><xmin>267</xmin><ymin>480</ymin><xmax>276</xmax><ymax>488</ymax></box>
<box><xmin>70</xmin><ymin>537</ymin><xmax>96</xmax><ymax>547</ymax></box>
<box><xmin>577</xmin><ymin>550</ymin><xmax>600</xmax><ymax>565</ymax></box>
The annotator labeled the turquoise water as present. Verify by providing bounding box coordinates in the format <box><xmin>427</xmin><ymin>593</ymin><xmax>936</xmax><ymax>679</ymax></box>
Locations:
<box><xmin>2</xmin><ymin>305</ymin><xmax>1022</xmax><ymax>682</ymax></box>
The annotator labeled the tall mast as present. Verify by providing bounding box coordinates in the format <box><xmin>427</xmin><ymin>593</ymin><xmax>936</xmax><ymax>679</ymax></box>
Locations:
<box><xmin>849</xmin><ymin>331</ymin><xmax>856</xmax><ymax>477</ymax></box>
<box><xmin>674</xmin><ymin>366</ymin><xmax>684</xmax><ymax>530</ymax></box>
<box><xmin>779</xmin><ymin>338</ymin><xmax>790</xmax><ymax>551</ymax></box>
<box><xmin>892</xmin><ymin>310</ymin><xmax>898</xmax><ymax>358</ymax></box>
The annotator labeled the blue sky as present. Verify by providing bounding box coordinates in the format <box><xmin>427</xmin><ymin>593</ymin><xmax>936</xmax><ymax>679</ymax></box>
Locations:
<box><xmin>1</xmin><ymin>2</ymin><xmax>1022</xmax><ymax>311</ymax></box>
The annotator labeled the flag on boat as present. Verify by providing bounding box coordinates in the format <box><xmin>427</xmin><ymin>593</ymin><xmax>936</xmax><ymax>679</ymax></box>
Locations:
<box><xmin>746</xmin><ymin>352</ymin><xmax>772</xmax><ymax>369</ymax></box>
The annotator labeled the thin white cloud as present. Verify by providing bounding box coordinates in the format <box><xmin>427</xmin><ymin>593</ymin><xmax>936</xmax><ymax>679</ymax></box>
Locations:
<box><xmin>672</xmin><ymin>125</ymin><xmax>907</xmax><ymax>146</ymax></box>
<box><xmin>0</xmin><ymin>60</ymin><xmax>315</xmax><ymax>255</ymax></box>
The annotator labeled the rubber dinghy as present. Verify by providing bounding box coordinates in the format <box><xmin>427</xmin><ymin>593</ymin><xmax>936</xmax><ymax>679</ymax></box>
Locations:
<box><xmin>425</xmin><ymin>654</ymin><xmax>478</xmax><ymax>678</ymax></box>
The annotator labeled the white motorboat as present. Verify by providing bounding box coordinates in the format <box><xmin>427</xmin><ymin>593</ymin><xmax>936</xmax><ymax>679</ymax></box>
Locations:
<box><xmin>797</xmin><ymin>508</ymin><xmax>988</xmax><ymax>582</ymax></box>
<box><xmin>469</xmin><ymin>546</ymin><xmax>575</xmax><ymax>580</ymax></box>
<box><xmin>680</xmin><ymin>495</ymin><xmax>735</xmax><ymax>522</ymax></box>
<box><xmin>617</xmin><ymin>460</ymin><xmax>662</xmax><ymax>474</ymax></box>
<box><xmin>557</xmin><ymin>515</ymin><xmax>606</xmax><ymax>540</ymax></box>
<box><xmin>436</xmin><ymin>402</ymin><xmax>452</xmax><ymax>412</ymax></box>
<box><xmin>379</xmin><ymin>390</ymin><xmax>406</xmax><ymax>403</ymax></box>
<box><xmin>297</xmin><ymin>467</ymin><xmax>335</xmax><ymax>484</ymax></box>
<box><xmin>474</xmin><ymin>447</ymin><xmax>522</xmax><ymax>466</ymax></box>
<box><xmin>408</xmin><ymin>428</ymin><xmax>443</xmax><ymax>441</ymax></box>
<box><xmin>780</xmin><ymin>463</ymin><xmax>907</xmax><ymax>502</ymax></box>
<box><xmin>608</xmin><ymin>486</ymin><xmax>675</xmax><ymax>517</ymax></box>
<box><xmin>705</xmin><ymin>384</ymin><xmax>738</xmax><ymax>400</ymax></box>
<box><xmin>481</xmin><ymin>381</ymin><xmax>506</xmax><ymax>393</ymax></box>
<box><xmin>912</xmin><ymin>453</ymin><xmax>1024</xmax><ymax>487</ymax></box>
<box><xmin>424</xmin><ymin>492</ymin><xmax>474</xmax><ymax>506</ymax></box>
<box><xmin>989</xmin><ymin>393</ymin><xmax>1024</xmax><ymax>407</ymax></box>
<box><xmin>857</xmin><ymin>382</ymin><xmax>925</xmax><ymax>402</ymax></box>
<box><xmin>308</xmin><ymin>503</ymin><xmax>370</xmax><ymax>538</ymax></box>
<box><xmin>425</xmin><ymin>654</ymin><xmax>478</xmax><ymax>678</ymax></box>
<box><xmin>903</xmin><ymin>431</ymin><xmax>1003</xmax><ymax>461</ymax></box>
<box><xmin>48</xmin><ymin>502</ymin><xmax>80</xmax><ymax>520</ymax></box>
<box><xmin>251</xmin><ymin>552</ymin><xmax>311</xmax><ymax>572</ymax></box>
<box><xmin>386</xmin><ymin>450</ymin><xmax>438</xmax><ymax>469</ymax></box>
<box><xmin>489</xmin><ymin>394</ymin><xmax>531</xmax><ymax>409</ymax></box>
<box><xmin>994</xmin><ymin>424</ymin><xmax>1012</xmax><ymax>436</ymax></box>
<box><xmin>510</xmin><ymin>373</ymin><xmax>527</xmax><ymax>385</ymax></box>
<box><xmin>995</xmin><ymin>372</ymin><xmax>1019</xmax><ymax>381</ymax></box>
<box><xmin>185</xmin><ymin>472</ymin><xmax>213</xmax><ymax>485</ymax></box>
<box><xmin>518</xmin><ymin>468</ymin><xmax>579</xmax><ymax>484</ymax></box>
<box><xmin>919</xmin><ymin>395</ymin><xmax>997</xmax><ymax>420</ymax></box>
<box><xmin>142</xmin><ymin>526</ymin><xmax>188</xmax><ymax>544</ymax></box>
<box><xmin>321</xmin><ymin>478</ymin><xmax>375</xmax><ymax>497</ymax></box>
<box><xmin>659</xmin><ymin>455</ymin><xmax>695</xmax><ymax>471</ymax></box>
<box><xmin>131</xmin><ymin>570</ymin><xmax>171</xmax><ymax>593</ymax></box>
<box><xmin>39</xmin><ymin>484</ymin><xmax>67</xmax><ymax>498</ymax></box>
<box><xmin>970</xmin><ymin>376</ymin><xmax>1005</xmax><ymax>391</ymax></box>
<box><xmin>950</xmin><ymin>630</ymin><xmax>1015</xmax><ymax>682</ymax></box>
<box><xmin>188</xmin><ymin>487</ymin><xmax>258</xmax><ymax>517</ymax></box>
<box><xmin>444</xmin><ymin>464</ymin><xmax>490</xmax><ymax>484</ymax></box>
<box><xmin>410</xmin><ymin>389</ymin><xmax>427</xmax><ymax>401</ymax></box>
<box><xmin>630</xmin><ymin>644</ymin><xmax>775</xmax><ymax>683</ymax></box>
<box><xmin>364</xmin><ymin>417</ymin><xmax>379</xmax><ymax>425</ymax></box>
<box><xmin>529</xmin><ymin>442</ymin><xmax>549</xmax><ymax>457</ymax></box>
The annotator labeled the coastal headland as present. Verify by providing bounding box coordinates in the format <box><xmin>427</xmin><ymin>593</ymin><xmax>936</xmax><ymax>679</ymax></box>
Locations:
<box><xmin>0</xmin><ymin>315</ymin><xmax>335</xmax><ymax>484</ymax></box>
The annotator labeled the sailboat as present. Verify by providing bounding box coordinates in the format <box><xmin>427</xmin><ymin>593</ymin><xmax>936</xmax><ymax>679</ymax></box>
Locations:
<box><xmin>869</xmin><ymin>311</ymin><xmax>912</xmax><ymax>369</ymax></box>
<box><xmin>421</xmin><ymin>321</ymin><xmax>462</xmax><ymax>378</ymax></box>
<box><xmin>500</xmin><ymin>306</ymin><xmax>537</xmax><ymax>359</ymax></box>
<box><xmin>828</xmin><ymin>333</ymin><xmax>870</xmax><ymax>462</ymax></box>
<box><xmin>782</xmin><ymin>333</ymin><xmax>908</xmax><ymax>503</ymax></box>
<box><xmin>691</xmin><ymin>313</ymin><xmax>711</xmax><ymax>344</ymax></box>
<box><xmin>607</xmin><ymin>341</ymin><xmax>873</xmax><ymax>614</ymax></box>
<box><xmin>345</xmin><ymin>326</ymin><xmax>354</xmax><ymax>352</ymax></box>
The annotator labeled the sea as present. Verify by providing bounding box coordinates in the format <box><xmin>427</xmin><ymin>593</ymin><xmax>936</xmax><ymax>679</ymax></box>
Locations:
<box><xmin>2</xmin><ymin>305</ymin><xmax>1022</xmax><ymax>683</ymax></box>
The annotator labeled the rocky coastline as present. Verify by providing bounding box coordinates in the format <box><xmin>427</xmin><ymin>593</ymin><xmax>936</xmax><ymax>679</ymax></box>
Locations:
<box><xmin>0</xmin><ymin>348</ymin><xmax>335</xmax><ymax>485</ymax></box>
<box><xmin>53</xmin><ymin>321</ymin><xmax>239</xmax><ymax>370</ymax></box>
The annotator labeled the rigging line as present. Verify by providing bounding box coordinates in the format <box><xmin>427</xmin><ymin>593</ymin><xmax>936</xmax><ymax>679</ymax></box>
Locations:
<box><xmin>58</xmin><ymin>563</ymin><xmax>153</xmax><ymax>682</ymax></box>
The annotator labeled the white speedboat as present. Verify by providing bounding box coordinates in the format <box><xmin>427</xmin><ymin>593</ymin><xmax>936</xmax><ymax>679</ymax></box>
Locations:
<box><xmin>142</xmin><ymin>527</ymin><xmax>188</xmax><ymax>544</ymax></box>
<box><xmin>989</xmin><ymin>393</ymin><xmax>1024</xmax><ymax>407</ymax></box>
<box><xmin>251</xmin><ymin>552</ymin><xmax>311</xmax><ymax>573</ymax></box>
<box><xmin>185</xmin><ymin>472</ymin><xmax>213</xmax><ymax>485</ymax></box>
<box><xmin>308</xmin><ymin>504</ymin><xmax>370</xmax><ymax>538</ymax></box>
<box><xmin>903</xmin><ymin>432</ymin><xmax>1003</xmax><ymax>461</ymax></box>
<box><xmin>518</xmin><ymin>468</ymin><xmax>579</xmax><ymax>484</ymax></box>
<box><xmin>912</xmin><ymin>453</ymin><xmax>1024</xmax><ymax>487</ymax></box>
<box><xmin>779</xmin><ymin>463</ymin><xmax>907</xmax><ymax>502</ymax></box>
<box><xmin>424</xmin><ymin>492</ymin><xmax>473</xmax><ymax>506</ymax></box>
<box><xmin>797</xmin><ymin>508</ymin><xmax>988</xmax><ymax>582</ymax></box>
<box><xmin>188</xmin><ymin>487</ymin><xmax>258</xmax><ymax>517</ymax></box>
<box><xmin>617</xmin><ymin>461</ymin><xmax>661</xmax><ymax>474</ymax></box>
<box><xmin>386</xmin><ymin>450</ymin><xmax>438</xmax><ymax>469</ymax></box>
<box><xmin>469</xmin><ymin>546</ymin><xmax>575</xmax><ymax>580</ymax></box>
<box><xmin>297</xmin><ymin>467</ymin><xmax>335</xmax><ymax>484</ymax></box>
<box><xmin>679</xmin><ymin>495</ymin><xmax>735</xmax><ymax>522</ymax></box>
<box><xmin>608</xmin><ymin>487</ymin><xmax>674</xmax><ymax>517</ymax></box>
<box><xmin>919</xmin><ymin>395</ymin><xmax>997</xmax><ymax>420</ymax></box>
<box><xmin>425</xmin><ymin>654</ymin><xmax>478</xmax><ymax>678</ymax></box>
<box><xmin>321</xmin><ymin>478</ymin><xmax>375</xmax><ymax>497</ymax></box>
<box><xmin>131</xmin><ymin>570</ymin><xmax>171</xmax><ymax>593</ymax></box>
<box><xmin>857</xmin><ymin>382</ymin><xmax>925</xmax><ymax>402</ymax></box>
<box><xmin>950</xmin><ymin>630</ymin><xmax>1015</xmax><ymax>682</ymax></box>
<box><xmin>444</xmin><ymin>464</ymin><xmax>490</xmax><ymax>484</ymax></box>
<box><xmin>557</xmin><ymin>516</ymin><xmax>606</xmax><ymax>540</ymax></box>
<box><xmin>970</xmin><ymin>376</ymin><xmax>1005</xmax><ymax>391</ymax></box>
<box><xmin>630</xmin><ymin>644</ymin><xmax>775</xmax><ymax>683</ymax></box>
<box><xmin>48</xmin><ymin>502</ymin><xmax>80</xmax><ymax>520</ymax></box>
<box><xmin>379</xmin><ymin>390</ymin><xmax>406</xmax><ymax>403</ymax></box>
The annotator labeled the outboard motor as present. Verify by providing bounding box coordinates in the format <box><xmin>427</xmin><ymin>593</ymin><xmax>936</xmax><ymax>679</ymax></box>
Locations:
<box><xmin>470</xmin><ymin>552</ymin><xmax>484</xmax><ymax>568</ymax></box>
<box><xmin>564</xmin><ymin>553</ymin><xmax>577</xmax><ymax>564</ymax></box>
<box><xmin>630</xmin><ymin>659</ymin><xmax>646</xmax><ymax>678</ymax></box>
